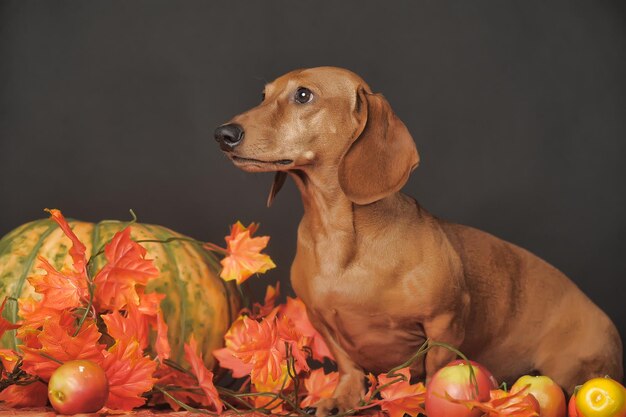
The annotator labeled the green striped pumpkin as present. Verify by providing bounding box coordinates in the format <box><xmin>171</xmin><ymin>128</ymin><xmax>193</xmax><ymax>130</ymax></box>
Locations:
<box><xmin>0</xmin><ymin>218</ymin><xmax>240</xmax><ymax>368</ymax></box>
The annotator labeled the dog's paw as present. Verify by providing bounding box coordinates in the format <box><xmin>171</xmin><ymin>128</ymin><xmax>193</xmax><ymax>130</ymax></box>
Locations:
<box><xmin>314</xmin><ymin>375</ymin><xmax>364</xmax><ymax>417</ymax></box>
<box><xmin>314</xmin><ymin>398</ymin><xmax>340</xmax><ymax>417</ymax></box>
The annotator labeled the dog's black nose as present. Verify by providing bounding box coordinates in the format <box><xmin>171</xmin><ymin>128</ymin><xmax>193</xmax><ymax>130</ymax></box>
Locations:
<box><xmin>214</xmin><ymin>124</ymin><xmax>244</xmax><ymax>149</ymax></box>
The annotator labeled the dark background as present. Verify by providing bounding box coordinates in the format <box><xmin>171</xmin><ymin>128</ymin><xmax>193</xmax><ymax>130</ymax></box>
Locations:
<box><xmin>1</xmin><ymin>1</ymin><xmax>625</xmax><ymax>372</ymax></box>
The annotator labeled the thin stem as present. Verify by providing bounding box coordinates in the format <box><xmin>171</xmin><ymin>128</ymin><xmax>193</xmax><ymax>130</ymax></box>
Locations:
<box><xmin>163</xmin><ymin>358</ymin><xmax>196</xmax><ymax>378</ymax></box>
<box><xmin>385</xmin><ymin>339</ymin><xmax>430</xmax><ymax>377</ymax></box>
<box><xmin>155</xmin><ymin>385</ymin><xmax>214</xmax><ymax>415</ymax></box>
<box><xmin>73</xmin><ymin>278</ymin><xmax>95</xmax><ymax>336</ymax></box>
<box><xmin>203</xmin><ymin>242</ymin><xmax>228</xmax><ymax>256</ymax></box>
<box><xmin>427</xmin><ymin>341</ymin><xmax>479</xmax><ymax>398</ymax></box>
<box><xmin>128</xmin><ymin>209</ymin><xmax>138</xmax><ymax>224</ymax></box>
<box><xmin>37</xmin><ymin>352</ymin><xmax>64</xmax><ymax>365</ymax></box>
<box><xmin>137</xmin><ymin>236</ymin><xmax>205</xmax><ymax>246</ymax></box>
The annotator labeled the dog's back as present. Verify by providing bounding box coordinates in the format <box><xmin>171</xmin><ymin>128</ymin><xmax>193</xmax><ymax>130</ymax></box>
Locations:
<box><xmin>440</xmin><ymin>220</ymin><xmax>623</xmax><ymax>391</ymax></box>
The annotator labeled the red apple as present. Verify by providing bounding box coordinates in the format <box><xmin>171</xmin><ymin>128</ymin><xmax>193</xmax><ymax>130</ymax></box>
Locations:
<box><xmin>48</xmin><ymin>359</ymin><xmax>109</xmax><ymax>414</ymax></box>
<box><xmin>425</xmin><ymin>360</ymin><xmax>498</xmax><ymax>417</ymax></box>
<box><xmin>512</xmin><ymin>375</ymin><xmax>566</xmax><ymax>417</ymax></box>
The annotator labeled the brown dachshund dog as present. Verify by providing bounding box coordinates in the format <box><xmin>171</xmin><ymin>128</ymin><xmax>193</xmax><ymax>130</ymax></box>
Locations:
<box><xmin>215</xmin><ymin>66</ymin><xmax>623</xmax><ymax>415</ymax></box>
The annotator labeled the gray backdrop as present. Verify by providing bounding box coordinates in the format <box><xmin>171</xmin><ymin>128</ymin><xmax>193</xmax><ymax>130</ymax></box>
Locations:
<box><xmin>2</xmin><ymin>1</ymin><xmax>625</xmax><ymax>373</ymax></box>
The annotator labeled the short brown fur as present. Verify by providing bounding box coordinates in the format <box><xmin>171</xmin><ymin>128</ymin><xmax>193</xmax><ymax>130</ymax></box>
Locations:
<box><xmin>217</xmin><ymin>67</ymin><xmax>623</xmax><ymax>416</ymax></box>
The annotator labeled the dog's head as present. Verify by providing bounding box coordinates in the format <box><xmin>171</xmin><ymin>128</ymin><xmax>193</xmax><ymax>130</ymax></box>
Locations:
<box><xmin>215</xmin><ymin>66</ymin><xmax>419</xmax><ymax>205</ymax></box>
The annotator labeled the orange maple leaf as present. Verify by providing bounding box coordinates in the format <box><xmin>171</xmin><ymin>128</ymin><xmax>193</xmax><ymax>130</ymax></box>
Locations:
<box><xmin>252</xmin><ymin>281</ymin><xmax>280</xmax><ymax>319</ymax></box>
<box><xmin>46</xmin><ymin>208</ymin><xmax>87</xmax><ymax>275</ymax></box>
<box><xmin>488</xmin><ymin>387</ymin><xmax>540</xmax><ymax>417</ymax></box>
<box><xmin>0</xmin><ymin>380</ymin><xmax>48</xmax><ymax>407</ymax></box>
<box><xmin>302</xmin><ymin>368</ymin><xmax>339</xmax><ymax>408</ymax></box>
<box><xmin>102</xmin><ymin>295</ymin><xmax>170</xmax><ymax>362</ymax></box>
<box><xmin>280</xmin><ymin>297</ymin><xmax>333</xmax><ymax>361</ymax></box>
<box><xmin>0</xmin><ymin>348</ymin><xmax>20</xmax><ymax>374</ymax></box>
<box><xmin>184</xmin><ymin>334</ymin><xmax>224</xmax><ymax>413</ymax></box>
<box><xmin>93</xmin><ymin>227</ymin><xmax>159</xmax><ymax>311</ymax></box>
<box><xmin>445</xmin><ymin>386</ymin><xmax>540</xmax><ymax>417</ymax></box>
<box><xmin>248</xmin><ymin>362</ymin><xmax>291</xmax><ymax>413</ymax></box>
<box><xmin>20</xmin><ymin>318</ymin><xmax>105</xmax><ymax>380</ymax></box>
<box><xmin>362</xmin><ymin>372</ymin><xmax>379</xmax><ymax>405</ymax></box>
<box><xmin>136</xmin><ymin>290</ymin><xmax>165</xmax><ymax>316</ymax></box>
<box><xmin>213</xmin><ymin>316</ymin><xmax>253</xmax><ymax>378</ymax></box>
<box><xmin>17</xmin><ymin>296</ymin><xmax>59</xmax><ymax>334</ymax></box>
<box><xmin>276</xmin><ymin>314</ymin><xmax>311</xmax><ymax>373</ymax></box>
<box><xmin>153</xmin><ymin>310</ymin><xmax>170</xmax><ymax>361</ymax></box>
<box><xmin>28</xmin><ymin>257</ymin><xmax>87</xmax><ymax>311</ymax></box>
<box><xmin>153</xmin><ymin>365</ymin><xmax>208</xmax><ymax>411</ymax></box>
<box><xmin>102</xmin><ymin>306</ymin><xmax>149</xmax><ymax>350</ymax></box>
<box><xmin>376</xmin><ymin>368</ymin><xmax>426</xmax><ymax>417</ymax></box>
<box><xmin>0</xmin><ymin>297</ymin><xmax>20</xmax><ymax>340</ymax></box>
<box><xmin>218</xmin><ymin>222</ymin><xmax>276</xmax><ymax>284</ymax></box>
<box><xmin>100</xmin><ymin>337</ymin><xmax>158</xmax><ymax>411</ymax></box>
<box><xmin>234</xmin><ymin>316</ymin><xmax>283</xmax><ymax>384</ymax></box>
<box><xmin>138</xmin><ymin>291</ymin><xmax>171</xmax><ymax>361</ymax></box>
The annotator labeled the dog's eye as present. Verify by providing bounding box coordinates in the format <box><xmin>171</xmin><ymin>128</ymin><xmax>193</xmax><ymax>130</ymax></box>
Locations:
<box><xmin>294</xmin><ymin>87</ymin><xmax>313</xmax><ymax>104</ymax></box>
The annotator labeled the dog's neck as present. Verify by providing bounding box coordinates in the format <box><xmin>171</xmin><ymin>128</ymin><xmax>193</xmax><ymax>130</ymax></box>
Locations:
<box><xmin>288</xmin><ymin>167</ymin><xmax>408</xmax><ymax>269</ymax></box>
<box><xmin>289</xmin><ymin>168</ymin><xmax>355</xmax><ymax>237</ymax></box>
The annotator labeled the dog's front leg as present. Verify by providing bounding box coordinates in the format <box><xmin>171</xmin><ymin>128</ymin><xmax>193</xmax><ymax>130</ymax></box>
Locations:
<box><xmin>314</xmin><ymin>326</ymin><xmax>365</xmax><ymax>417</ymax></box>
<box><xmin>423</xmin><ymin>311</ymin><xmax>467</xmax><ymax>382</ymax></box>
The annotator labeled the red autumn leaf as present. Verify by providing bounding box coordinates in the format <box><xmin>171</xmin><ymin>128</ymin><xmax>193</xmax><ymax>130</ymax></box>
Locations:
<box><xmin>246</xmin><ymin>360</ymin><xmax>291</xmax><ymax>413</ymax></box>
<box><xmin>252</xmin><ymin>281</ymin><xmax>280</xmax><ymax>319</ymax></box>
<box><xmin>445</xmin><ymin>386</ymin><xmax>540</xmax><ymax>417</ymax></box>
<box><xmin>102</xmin><ymin>306</ymin><xmax>150</xmax><ymax>351</ymax></box>
<box><xmin>362</xmin><ymin>372</ymin><xmax>380</xmax><ymax>405</ymax></box>
<box><xmin>213</xmin><ymin>316</ymin><xmax>254</xmax><ymax>378</ymax></box>
<box><xmin>46</xmin><ymin>208</ymin><xmax>87</xmax><ymax>275</ymax></box>
<box><xmin>154</xmin><ymin>309</ymin><xmax>170</xmax><ymax>361</ymax></box>
<box><xmin>16</xmin><ymin>328</ymin><xmax>42</xmax><ymax>350</ymax></box>
<box><xmin>0</xmin><ymin>348</ymin><xmax>20</xmax><ymax>374</ymax></box>
<box><xmin>138</xmin><ymin>291</ymin><xmax>171</xmax><ymax>361</ymax></box>
<box><xmin>28</xmin><ymin>257</ymin><xmax>87</xmax><ymax>311</ymax></box>
<box><xmin>137</xmin><ymin>290</ymin><xmax>165</xmax><ymax>316</ymax></box>
<box><xmin>0</xmin><ymin>380</ymin><xmax>48</xmax><ymax>408</ymax></box>
<box><xmin>276</xmin><ymin>314</ymin><xmax>310</xmax><ymax>373</ymax></box>
<box><xmin>20</xmin><ymin>318</ymin><xmax>105</xmax><ymax>380</ymax></box>
<box><xmin>154</xmin><ymin>365</ymin><xmax>207</xmax><ymax>411</ymax></box>
<box><xmin>248</xmin><ymin>364</ymin><xmax>292</xmax><ymax>413</ymax></box>
<box><xmin>280</xmin><ymin>297</ymin><xmax>333</xmax><ymax>360</ymax></box>
<box><xmin>302</xmin><ymin>368</ymin><xmax>339</xmax><ymax>407</ymax></box>
<box><xmin>0</xmin><ymin>297</ymin><xmax>20</xmax><ymax>340</ymax></box>
<box><xmin>102</xmin><ymin>292</ymin><xmax>171</xmax><ymax>361</ymax></box>
<box><xmin>100</xmin><ymin>337</ymin><xmax>158</xmax><ymax>411</ymax></box>
<box><xmin>488</xmin><ymin>388</ymin><xmax>540</xmax><ymax>417</ymax></box>
<box><xmin>218</xmin><ymin>221</ymin><xmax>276</xmax><ymax>284</ymax></box>
<box><xmin>234</xmin><ymin>316</ymin><xmax>283</xmax><ymax>384</ymax></box>
<box><xmin>93</xmin><ymin>227</ymin><xmax>159</xmax><ymax>310</ymax></box>
<box><xmin>184</xmin><ymin>334</ymin><xmax>224</xmax><ymax>413</ymax></box>
<box><xmin>376</xmin><ymin>367</ymin><xmax>426</xmax><ymax>417</ymax></box>
<box><xmin>17</xmin><ymin>296</ymin><xmax>60</xmax><ymax>335</ymax></box>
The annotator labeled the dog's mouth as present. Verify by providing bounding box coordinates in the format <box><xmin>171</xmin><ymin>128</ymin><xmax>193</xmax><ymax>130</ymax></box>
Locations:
<box><xmin>230</xmin><ymin>155</ymin><xmax>295</xmax><ymax>171</ymax></box>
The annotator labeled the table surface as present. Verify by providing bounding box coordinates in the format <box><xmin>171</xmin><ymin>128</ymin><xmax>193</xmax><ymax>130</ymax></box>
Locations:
<box><xmin>0</xmin><ymin>406</ymin><xmax>247</xmax><ymax>416</ymax></box>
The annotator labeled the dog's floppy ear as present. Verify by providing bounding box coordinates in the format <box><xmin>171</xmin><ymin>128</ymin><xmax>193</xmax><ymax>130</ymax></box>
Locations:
<box><xmin>267</xmin><ymin>171</ymin><xmax>287</xmax><ymax>207</ymax></box>
<box><xmin>339</xmin><ymin>89</ymin><xmax>419</xmax><ymax>205</ymax></box>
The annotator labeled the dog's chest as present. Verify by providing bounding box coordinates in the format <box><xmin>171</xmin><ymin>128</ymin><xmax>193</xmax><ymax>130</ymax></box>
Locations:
<box><xmin>312</xmin><ymin>290</ymin><xmax>426</xmax><ymax>373</ymax></box>
<box><xmin>297</xmin><ymin>265</ymin><xmax>427</xmax><ymax>373</ymax></box>
<box><xmin>291</xmin><ymin>206</ymin><xmax>434</xmax><ymax>373</ymax></box>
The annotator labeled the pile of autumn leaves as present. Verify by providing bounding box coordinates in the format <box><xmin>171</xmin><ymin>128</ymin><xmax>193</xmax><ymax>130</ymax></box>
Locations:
<box><xmin>0</xmin><ymin>209</ymin><xmax>224</xmax><ymax>411</ymax></box>
<box><xmin>0</xmin><ymin>209</ymin><xmax>538</xmax><ymax>417</ymax></box>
